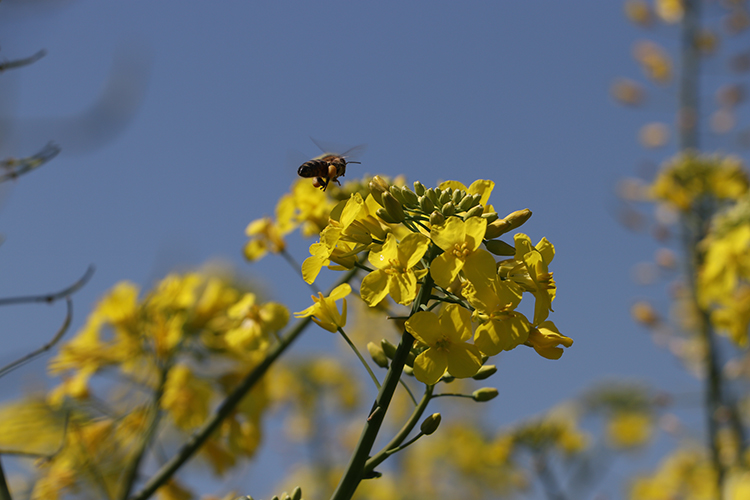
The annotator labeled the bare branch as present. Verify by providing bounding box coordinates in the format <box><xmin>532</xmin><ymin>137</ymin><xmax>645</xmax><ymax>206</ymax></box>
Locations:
<box><xmin>0</xmin><ymin>265</ymin><xmax>94</xmax><ymax>307</ymax></box>
<box><xmin>0</xmin><ymin>142</ymin><xmax>61</xmax><ymax>184</ymax></box>
<box><xmin>0</xmin><ymin>50</ymin><xmax>46</xmax><ymax>73</ymax></box>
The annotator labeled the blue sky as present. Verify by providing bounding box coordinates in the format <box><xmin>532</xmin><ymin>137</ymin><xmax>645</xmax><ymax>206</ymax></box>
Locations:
<box><xmin>0</xmin><ymin>1</ymin><xmax>743</xmax><ymax>498</ymax></box>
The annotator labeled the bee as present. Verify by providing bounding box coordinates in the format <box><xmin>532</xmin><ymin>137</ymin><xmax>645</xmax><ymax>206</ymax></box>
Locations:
<box><xmin>297</xmin><ymin>139</ymin><xmax>366</xmax><ymax>191</ymax></box>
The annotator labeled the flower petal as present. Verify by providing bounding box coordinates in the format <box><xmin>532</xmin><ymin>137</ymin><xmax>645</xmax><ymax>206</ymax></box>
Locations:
<box><xmin>445</xmin><ymin>343</ymin><xmax>483</xmax><ymax>378</ymax></box>
<box><xmin>430</xmin><ymin>218</ymin><xmax>465</xmax><ymax>252</ymax></box>
<box><xmin>439</xmin><ymin>304</ymin><xmax>473</xmax><ymax>342</ymax></box>
<box><xmin>414</xmin><ymin>348</ymin><xmax>448</xmax><ymax>385</ymax></box>
<box><xmin>467</xmin><ymin>180</ymin><xmax>495</xmax><ymax>206</ymax></box>
<box><xmin>389</xmin><ymin>270</ymin><xmax>418</xmax><ymax>306</ymax></box>
<box><xmin>398</xmin><ymin>233</ymin><xmax>430</xmax><ymax>269</ymax></box>
<box><xmin>405</xmin><ymin>311</ymin><xmax>441</xmax><ymax>345</ymax></box>
<box><xmin>463</xmin><ymin>216</ymin><xmax>487</xmax><ymax>251</ymax></box>
<box><xmin>368</xmin><ymin>233</ymin><xmax>398</xmax><ymax>270</ymax></box>
<box><xmin>430</xmin><ymin>252</ymin><xmax>462</xmax><ymax>289</ymax></box>
<box><xmin>329</xmin><ymin>283</ymin><xmax>352</xmax><ymax>301</ymax></box>
<box><xmin>462</xmin><ymin>248</ymin><xmax>497</xmax><ymax>290</ymax></box>
<box><xmin>360</xmin><ymin>270</ymin><xmax>390</xmax><ymax>307</ymax></box>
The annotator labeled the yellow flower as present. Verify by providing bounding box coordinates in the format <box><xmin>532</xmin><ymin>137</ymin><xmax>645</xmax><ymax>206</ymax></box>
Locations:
<box><xmin>294</xmin><ymin>283</ymin><xmax>351</xmax><ymax>332</ymax></box>
<box><xmin>513</xmin><ymin>233</ymin><xmax>556</xmax><ymax>325</ymax></box>
<box><xmin>699</xmin><ymin>224</ymin><xmax>750</xmax><ymax>307</ymax></box>
<box><xmin>243</xmin><ymin>217</ymin><xmax>286</xmax><ymax>261</ymax></box>
<box><xmin>526</xmin><ymin>321</ymin><xmax>573</xmax><ymax>360</ymax></box>
<box><xmin>606</xmin><ymin>411</ymin><xmax>653</xmax><ymax>449</ymax></box>
<box><xmin>162</xmin><ymin>364</ymin><xmax>213</xmax><ymax>430</ymax></box>
<box><xmin>429</xmin><ymin>216</ymin><xmax>491</xmax><ymax>289</ymax></box>
<box><xmin>225</xmin><ymin>293</ymin><xmax>289</xmax><ymax>351</ymax></box>
<box><xmin>712</xmin><ymin>285</ymin><xmax>750</xmax><ymax>347</ymax></box>
<box><xmin>463</xmin><ymin>256</ymin><xmax>531</xmax><ymax>356</ymax></box>
<box><xmin>438</xmin><ymin>179</ymin><xmax>495</xmax><ymax>207</ymax></box>
<box><xmin>276</xmin><ymin>179</ymin><xmax>335</xmax><ymax>236</ymax></box>
<box><xmin>360</xmin><ymin>232</ymin><xmax>430</xmax><ymax>306</ymax></box>
<box><xmin>405</xmin><ymin>304</ymin><xmax>483</xmax><ymax>385</ymax></box>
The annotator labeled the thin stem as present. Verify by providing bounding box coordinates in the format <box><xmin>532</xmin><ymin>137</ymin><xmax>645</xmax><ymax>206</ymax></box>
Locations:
<box><xmin>330</xmin><ymin>252</ymin><xmax>437</xmax><ymax>500</ymax></box>
<box><xmin>363</xmin><ymin>385</ymin><xmax>433</xmax><ymax>475</ymax></box>
<box><xmin>431</xmin><ymin>392</ymin><xmax>474</xmax><ymax>400</ymax></box>
<box><xmin>398</xmin><ymin>378</ymin><xmax>418</xmax><ymax>406</ymax></box>
<box><xmin>0</xmin><ymin>265</ymin><xmax>94</xmax><ymax>307</ymax></box>
<box><xmin>129</xmin><ymin>266</ymin><xmax>360</xmax><ymax>500</ymax></box>
<box><xmin>117</xmin><ymin>364</ymin><xmax>171</xmax><ymax>500</ymax></box>
<box><xmin>533</xmin><ymin>450</ymin><xmax>567</xmax><ymax>500</ymax></box>
<box><xmin>0</xmin><ymin>297</ymin><xmax>73</xmax><ymax>379</ymax></box>
<box><xmin>337</xmin><ymin>327</ymin><xmax>380</xmax><ymax>390</ymax></box>
<box><xmin>0</xmin><ymin>49</ymin><xmax>46</xmax><ymax>72</ymax></box>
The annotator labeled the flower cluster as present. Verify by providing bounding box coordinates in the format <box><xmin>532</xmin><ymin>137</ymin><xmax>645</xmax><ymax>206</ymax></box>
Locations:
<box><xmin>298</xmin><ymin>176</ymin><xmax>572</xmax><ymax>385</ymax></box>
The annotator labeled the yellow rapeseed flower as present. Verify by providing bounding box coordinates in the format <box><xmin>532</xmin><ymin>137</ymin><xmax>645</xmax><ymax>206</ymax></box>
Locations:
<box><xmin>429</xmin><ymin>216</ymin><xmax>490</xmax><ymax>289</ymax></box>
<box><xmin>526</xmin><ymin>321</ymin><xmax>573</xmax><ymax>360</ymax></box>
<box><xmin>405</xmin><ymin>304</ymin><xmax>483</xmax><ymax>385</ymax></box>
<box><xmin>360</xmin><ymin>232</ymin><xmax>430</xmax><ymax>306</ymax></box>
<box><xmin>294</xmin><ymin>283</ymin><xmax>351</xmax><ymax>332</ymax></box>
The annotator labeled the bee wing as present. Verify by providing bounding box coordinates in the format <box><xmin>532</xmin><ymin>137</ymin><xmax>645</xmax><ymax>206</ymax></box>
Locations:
<box><xmin>309</xmin><ymin>137</ymin><xmax>367</xmax><ymax>162</ymax></box>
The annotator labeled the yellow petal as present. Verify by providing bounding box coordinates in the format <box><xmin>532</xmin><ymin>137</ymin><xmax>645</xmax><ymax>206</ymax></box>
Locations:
<box><xmin>360</xmin><ymin>269</ymin><xmax>390</xmax><ymax>306</ymax></box>
<box><xmin>430</xmin><ymin>218</ymin><xmax>465</xmax><ymax>252</ymax></box>
<box><xmin>368</xmin><ymin>233</ymin><xmax>398</xmax><ymax>270</ymax></box>
<box><xmin>301</xmin><ymin>254</ymin><xmax>327</xmax><ymax>284</ymax></box>
<box><xmin>513</xmin><ymin>233</ymin><xmax>534</xmax><ymax>261</ymax></box>
<box><xmin>462</xmin><ymin>248</ymin><xmax>497</xmax><ymax>290</ymax></box>
<box><xmin>414</xmin><ymin>348</ymin><xmax>448</xmax><ymax>385</ymax></box>
<box><xmin>467</xmin><ymin>180</ymin><xmax>495</xmax><ymax>206</ymax></box>
<box><xmin>430</xmin><ymin>252</ymin><xmax>462</xmax><ymax>289</ymax></box>
<box><xmin>389</xmin><ymin>270</ymin><xmax>418</xmax><ymax>305</ymax></box>
<box><xmin>330</xmin><ymin>283</ymin><xmax>352</xmax><ymax>301</ymax></box>
<box><xmin>463</xmin><ymin>216</ymin><xmax>487</xmax><ymax>251</ymax></box>
<box><xmin>405</xmin><ymin>311</ymin><xmax>441</xmax><ymax>345</ymax></box>
<box><xmin>536</xmin><ymin>237</ymin><xmax>555</xmax><ymax>264</ymax></box>
<box><xmin>398</xmin><ymin>233</ymin><xmax>430</xmax><ymax>269</ymax></box>
<box><xmin>438</xmin><ymin>180</ymin><xmax>469</xmax><ymax>192</ymax></box>
<box><xmin>439</xmin><ymin>304</ymin><xmax>473</xmax><ymax>342</ymax></box>
<box><xmin>445</xmin><ymin>343</ymin><xmax>483</xmax><ymax>378</ymax></box>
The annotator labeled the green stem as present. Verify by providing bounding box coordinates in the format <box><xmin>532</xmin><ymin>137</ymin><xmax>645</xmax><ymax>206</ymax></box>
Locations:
<box><xmin>398</xmin><ymin>378</ymin><xmax>418</xmax><ymax>406</ymax></box>
<box><xmin>337</xmin><ymin>327</ymin><xmax>381</xmax><ymax>390</ymax></box>
<box><xmin>0</xmin><ymin>457</ymin><xmax>12</xmax><ymax>500</ymax></box>
<box><xmin>363</xmin><ymin>385</ymin><xmax>433</xmax><ymax>475</ymax></box>
<box><xmin>330</xmin><ymin>267</ymin><xmax>436</xmax><ymax>500</ymax></box>
<box><xmin>129</xmin><ymin>266</ymin><xmax>360</xmax><ymax>500</ymax></box>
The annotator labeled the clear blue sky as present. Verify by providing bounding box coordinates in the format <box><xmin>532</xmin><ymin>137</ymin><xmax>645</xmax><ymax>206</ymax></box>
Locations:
<box><xmin>0</xmin><ymin>1</ymin><xmax>740</xmax><ymax>498</ymax></box>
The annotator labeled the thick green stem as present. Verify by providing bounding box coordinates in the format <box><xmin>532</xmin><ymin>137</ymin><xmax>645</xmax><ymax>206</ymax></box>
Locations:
<box><xmin>0</xmin><ymin>457</ymin><xmax>11</xmax><ymax>500</ymax></box>
<box><xmin>363</xmin><ymin>385</ymin><xmax>433</xmax><ymax>475</ymax></box>
<box><xmin>330</xmin><ymin>271</ymin><xmax>435</xmax><ymax>500</ymax></box>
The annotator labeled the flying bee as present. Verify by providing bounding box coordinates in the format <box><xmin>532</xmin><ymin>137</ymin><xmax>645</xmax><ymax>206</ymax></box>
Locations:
<box><xmin>297</xmin><ymin>139</ymin><xmax>366</xmax><ymax>191</ymax></box>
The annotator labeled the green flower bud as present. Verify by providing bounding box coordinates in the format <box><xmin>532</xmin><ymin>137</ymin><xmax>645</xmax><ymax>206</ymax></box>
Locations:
<box><xmin>503</xmin><ymin>208</ymin><xmax>532</xmax><ymax>230</ymax></box>
<box><xmin>451</xmin><ymin>189</ymin><xmax>464</xmax><ymax>205</ymax></box>
<box><xmin>438</xmin><ymin>189</ymin><xmax>452</xmax><ymax>205</ymax></box>
<box><xmin>472</xmin><ymin>388</ymin><xmax>499</xmax><ymax>402</ymax></box>
<box><xmin>405</xmin><ymin>348</ymin><xmax>416</xmax><ymax>368</ymax></box>
<box><xmin>425</xmin><ymin>188</ymin><xmax>439</xmax><ymax>206</ymax></box>
<box><xmin>381</xmin><ymin>339</ymin><xmax>397</xmax><ymax>359</ymax></box>
<box><xmin>457</xmin><ymin>193</ymin><xmax>477</xmax><ymax>212</ymax></box>
<box><xmin>465</xmin><ymin>205</ymin><xmax>485</xmax><ymax>218</ymax></box>
<box><xmin>291</xmin><ymin>487</ymin><xmax>302</xmax><ymax>500</ymax></box>
<box><xmin>441</xmin><ymin>201</ymin><xmax>456</xmax><ymax>216</ymax></box>
<box><xmin>484</xmin><ymin>219</ymin><xmax>510</xmax><ymax>239</ymax></box>
<box><xmin>481</xmin><ymin>211</ymin><xmax>499</xmax><ymax>223</ymax></box>
<box><xmin>389</xmin><ymin>185</ymin><xmax>407</xmax><ymax>204</ymax></box>
<box><xmin>382</xmin><ymin>192</ymin><xmax>406</xmax><ymax>222</ymax></box>
<box><xmin>282</xmin><ymin>494</ymin><xmax>291</xmax><ymax>500</ymax></box>
<box><xmin>369</xmin><ymin>176</ymin><xmax>390</xmax><ymax>206</ymax></box>
<box><xmin>271</xmin><ymin>496</ymin><xmax>280</xmax><ymax>500</ymax></box>
<box><xmin>484</xmin><ymin>239</ymin><xmax>515</xmax><ymax>256</ymax></box>
<box><xmin>430</xmin><ymin>211</ymin><xmax>445</xmax><ymax>226</ymax></box>
<box><xmin>420</xmin><ymin>413</ymin><xmax>442</xmax><ymax>435</ymax></box>
<box><xmin>413</xmin><ymin>181</ymin><xmax>426</xmax><ymax>196</ymax></box>
<box><xmin>419</xmin><ymin>195</ymin><xmax>435</xmax><ymax>213</ymax></box>
<box><xmin>442</xmin><ymin>373</ymin><xmax>455</xmax><ymax>383</ymax></box>
<box><xmin>403</xmin><ymin>365</ymin><xmax>414</xmax><ymax>376</ymax></box>
<box><xmin>472</xmin><ymin>365</ymin><xmax>497</xmax><ymax>380</ymax></box>
<box><xmin>401</xmin><ymin>186</ymin><xmax>419</xmax><ymax>206</ymax></box>
<box><xmin>376</xmin><ymin>207</ymin><xmax>399</xmax><ymax>224</ymax></box>
<box><xmin>367</xmin><ymin>342</ymin><xmax>389</xmax><ymax>368</ymax></box>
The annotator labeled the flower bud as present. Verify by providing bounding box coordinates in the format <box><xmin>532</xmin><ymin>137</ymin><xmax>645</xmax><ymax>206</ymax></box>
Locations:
<box><xmin>382</xmin><ymin>192</ymin><xmax>406</xmax><ymax>222</ymax></box>
<box><xmin>430</xmin><ymin>211</ymin><xmax>446</xmax><ymax>226</ymax></box>
<box><xmin>271</xmin><ymin>496</ymin><xmax>279</xmax><ymax>500</ymax></box>
<box><xmin>291</xmin><ymin>487</ymin><xmax>302</xmax><ymax>500</ymax></box>
<box><xmin>481</xmin><ymin>211</ymin><xmax>499</xmax><ymax>223</ymax></box>
<box><xmin>381</xmin><ymin>339</ymin><xmax>397</xmax><ymax>359</ymax></box>
<box><xmin>282</xmin><ymin>494</ymin><xmax>291</xmax><ymax>500</ymax></box>
<box><xmin>405</xmin><ymin>348</ymin><xmax>416</xmax><ymax>368</ymax></box>
<box><xmin>472</xmin><ymin>365</ymin><xmax>497</xmax><ymax>380</ymax></box>
<box><xmin>484</xmin><ymin>239</ymin><xmax>515</xmax><ymax>256</ymax></box>
<box><xmin>503</xmin><ymin>208</ymin><xmax>532</xmax><ymax>231</ymax></box>
<box><xmin>389</xmin><ymin>185</ymin><xmax>407</xmax><ymax>205</ymax></box>
<box><xmin>420</xmin><ymin>413</ymin><xmax>442</xmax><ymax>435</ymax></box>
<box><xmin>438</xmin><ymin>189</ymin><xmax>452</xmax><ymax>205</ymax></box>
<box><xmin>401</xmin><ymin>186</ymin><xmax>419</xmax><ymax>206</ymax></box>
<box><xmin>484</xmin><ymin>219</ymin><xmax>511</xmax><ymax>239</ymax></box>
<box><xmin>441</xmin><ymin>201</ymin><xmax>456</xmax><ymax>216</ymax></box>
<box><xmin>367</xmin><ymin>342</ymin><xmax>389</xmax><ymax>368</ymax></box>
<box><xmin>464</xmin><ymin>205</ymin><xmax>485</xmax><ymax>219</ymax></box>
<box><xmin>472</xmin><ymin>388</ymin><xmax>499</xmax><ymax>402</ymax></box>
<box><xmin>457</xmin><ymin>193</ymin><xmax>477</xmax><ymax>212</ymax></box>
<box><xmin>441</xmin><ymin>373</ymin><xmax>455</xmax><ymax>383</ymax></box>
<box><xmin>425</xmin><ymin>187</ymin><xmax>439</xmax><ymax>206</ymax></box>
<box><xmin>413</xmin><ymin>181</ymin><xmax>426</xmax><ymax>196</ymax></box>
<box><xmin>369</xmin><ymin>176</ymin><xmax>390</xmax><ymax>205</ymax></box>
<box><xmin>419</xmin><ymin>195</ymin><xmax>435</xmax><ymax>213</ymax></box>
<box><xmin>451</xmin><ymin>189</ymin><xmax>464</xmax><ymax>204</ymax></box>
<box><xmin>376</xmin><ymin>207</ymin><xmax>399</xmax><ymax>224</ymax></box>
<box><xmin>403</xmin><ymin>365</ymin><xmax>414</xmax><ymax>376</ymax></box>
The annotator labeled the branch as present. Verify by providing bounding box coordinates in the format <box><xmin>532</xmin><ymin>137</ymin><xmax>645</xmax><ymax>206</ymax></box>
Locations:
<box><xmin>0</xmin><ymin>50</ymin><xmax>46</xmax><ymax>73</ymax></box>
<box><xmin>0</xmin><ymin>297</ymin><xmax>73</xmax><ymax>379</ymax></box>
<box><xmin>0</xmin><ymin>143</ymin><xmax>61</xmax><ymax>184</ymax></box>
<box><xmin>0</xmin><ymin>265</ymin><xmax>94</xmax><ymax>307</ymax></box>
